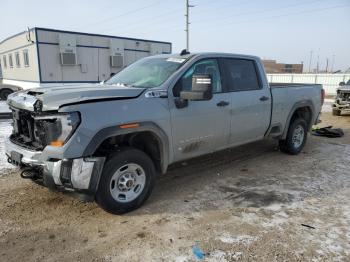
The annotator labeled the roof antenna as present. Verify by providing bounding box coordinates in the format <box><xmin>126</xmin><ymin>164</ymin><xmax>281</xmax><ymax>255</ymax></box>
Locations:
<box><xmin>180</xmin><ymin>49</ymin><xmax>190</xmax><ymax>56</ymax></box>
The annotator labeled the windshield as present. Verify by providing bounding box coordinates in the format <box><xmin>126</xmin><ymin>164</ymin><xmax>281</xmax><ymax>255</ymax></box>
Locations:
<box><xmin>347</xmin><ymin>80</ymin><xmax>350</xmax><ymax>85</ymax></box>
<box><xmin>106</xmin><ymin>57</ymin><xmax>186</xmax><ymax>88</ymax></box>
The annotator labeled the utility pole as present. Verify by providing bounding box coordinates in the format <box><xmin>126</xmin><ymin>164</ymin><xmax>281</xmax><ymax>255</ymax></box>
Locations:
<box><xmin>331</xmin><ymin>54</ymin><xmax>335</xmax><ymax>72</ymax></box>
<box><xmin>325</xmin><ymin>58</ymin><xmax>329</xmax><ymax>73</ymax></box>
<box><xmin>185</xmin><ymin>0</ymin><xmax>194</xmax><ymax>51</ymax></box>
<box><xmin>308</xmin><ymin>50</ymin><xmax>313</xmax><ymax>73</ymax></box>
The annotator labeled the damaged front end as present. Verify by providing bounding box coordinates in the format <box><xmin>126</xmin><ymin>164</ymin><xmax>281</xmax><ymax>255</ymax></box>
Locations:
<box><xmin>10</xmin><ymin>109</ymin><xmax>80</xmax><ymax>151</ymax></box>
<box><xmin>5</xmin><ymin>91</ymin><xmax>105</xmax><ymax>201</ymax></box>
<box><xmin>333</xmin><ymin>86</ymin><xmax>350</xmax><ymax>113</ymax></box>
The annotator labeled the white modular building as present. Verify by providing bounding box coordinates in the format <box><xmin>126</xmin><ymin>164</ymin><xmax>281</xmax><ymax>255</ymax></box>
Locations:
<box><xmin>0</xmin><ymin>27</ymin><xmax>172</xmax><ymax>95</ymax></box>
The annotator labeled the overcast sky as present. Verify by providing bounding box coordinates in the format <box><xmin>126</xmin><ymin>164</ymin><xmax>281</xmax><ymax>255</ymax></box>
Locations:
<box><xmin>1</xmin><ymin>0</ymin><xmax>349</xmax><ymax>71</ymax></box>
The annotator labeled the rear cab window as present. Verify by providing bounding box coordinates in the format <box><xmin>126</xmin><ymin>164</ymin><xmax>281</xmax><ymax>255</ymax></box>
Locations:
<box><xmin>221</xmin><ymin>58</ymin><xmax>261</xmax><ymax>92</ymax></box>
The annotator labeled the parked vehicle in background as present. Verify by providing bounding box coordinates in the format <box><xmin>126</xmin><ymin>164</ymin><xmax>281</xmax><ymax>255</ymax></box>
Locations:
<box><xmin>332</xmin><ymin>80</ymin><xmax>350</xmax><ymax>116</ymax></box>
<box><xmin>5</xmin><ymin>52</ymin><xmax>324</xmax><ymax>214</ymax></box>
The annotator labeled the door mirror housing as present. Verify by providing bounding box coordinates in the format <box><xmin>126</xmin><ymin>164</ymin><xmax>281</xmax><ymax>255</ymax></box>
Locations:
<box><xmin>339</xmin><ymin>81</ymin><xmax>345</xmax><ymax>86</ymax></box>
<box><xmin>180</xmin><ymin>74</ymin><xmax>213</xmax><ymax>101</ymax></box>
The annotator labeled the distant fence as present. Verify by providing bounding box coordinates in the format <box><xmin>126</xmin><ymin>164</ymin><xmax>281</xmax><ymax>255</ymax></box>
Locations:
<box><xmin>267</xmin><ymin>74</ymin><xmax>350</xmax><ymax>95</ymax></box>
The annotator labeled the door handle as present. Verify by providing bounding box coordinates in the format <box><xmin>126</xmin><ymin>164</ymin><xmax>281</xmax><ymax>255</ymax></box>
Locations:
<box><xmin>217</xmin><ymin>101</ymin><xmax>230</xmax><ymax>107</ymax></box>
<box><xmin>259</xmin><ymin>96</ymin><xmax>270</xmax><ymax>101</ymax></box>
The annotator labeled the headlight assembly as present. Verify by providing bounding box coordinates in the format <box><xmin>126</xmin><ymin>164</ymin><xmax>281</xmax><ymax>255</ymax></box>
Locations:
<box><xmin>34</xmin><ymin>112</ymin><xmax>80</xmax><ymax>147</ymax></box>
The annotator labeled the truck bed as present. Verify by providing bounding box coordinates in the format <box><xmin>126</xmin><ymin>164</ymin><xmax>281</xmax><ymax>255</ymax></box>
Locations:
<box><xmin>268</xmin><ymin>83</ymin><xmax>323</xmax><ymax>138</ymax></box>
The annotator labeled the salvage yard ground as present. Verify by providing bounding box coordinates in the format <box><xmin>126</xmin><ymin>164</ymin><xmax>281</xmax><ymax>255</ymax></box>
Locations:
<box><xmin>0</xmin><ymin>105</ymin><xmax>350</xmax><ymax>261</ymax></box>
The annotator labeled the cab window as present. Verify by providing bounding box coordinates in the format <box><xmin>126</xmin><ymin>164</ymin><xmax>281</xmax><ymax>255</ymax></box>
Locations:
<box><xmin>222</xmin><ymin>58</ymin><xmax>261</xmax><ymax>91</ymax></box>
<box><xmin>173</xmin><ymin>59</ymin><xmax>222</xmax><ymax>97</ymax></box>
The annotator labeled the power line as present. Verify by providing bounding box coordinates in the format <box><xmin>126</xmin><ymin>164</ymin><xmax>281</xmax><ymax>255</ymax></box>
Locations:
<box><xmin>97</xmin><ymin>0</ymin><xmax>251</xmax><ymax>41</ymax></box>
<box><xmin>102</xmin><ymin>7</ymin><xmax>184</xmax><ymax>35</ymax></box>
<box><xmin>95</xmin><ymin>0</ymin><xmax>255</xmax><ymax>42</ymax></box>
<box><xmin>191</xmin><ymin>0</ymin><xmax>254</xmax><ymax>16</ymax></box>
<box><xmin>136</xmin><ymin>3</ymin><xmax>349</xmax><ymax>38</ymax></box>
<box><xmin>194</xmin><ymin>3</ymin><xmax>350</xmax><ymax>32</ymax></box>
<box><xmin>130</xmin><ymin>0</ymin><xmax>326</xmax><ymax>35</ymax></box>
<box><xmin>78</xmin><ymin>0</ymin><xmax>164</xmax><ymax>30</ymax></box>
<box><xmin>191</xmin><ymin>0</ymin><xmax>326</xmax><ymax>25</ymax></box>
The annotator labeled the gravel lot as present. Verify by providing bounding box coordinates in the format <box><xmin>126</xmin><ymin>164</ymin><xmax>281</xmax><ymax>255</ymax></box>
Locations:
<box><xmin>0</xmin><ymin>108</ymin><xmax>350</xmax><ymax>261</ymax></box>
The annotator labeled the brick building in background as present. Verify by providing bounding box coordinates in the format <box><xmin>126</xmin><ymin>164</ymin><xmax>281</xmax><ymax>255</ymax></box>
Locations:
<box><xmin>263</xmin><ymin>60</ymin><xmax>303</xmax><ymax>73</ymax></box>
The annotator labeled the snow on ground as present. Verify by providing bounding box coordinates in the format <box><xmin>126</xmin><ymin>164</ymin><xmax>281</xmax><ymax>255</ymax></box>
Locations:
<box><xmin>0</xmin><ymin>120</ymin><xmax>14</xmax><ymax>172</ymax></box>
<box><xmin>322</xmin><ymin>99</ymin><xmax>333</xmax><ymax>113</ymax></box>
<box><xmin>0</xmin><ymin>101</ymin><xmax>10</xmax><ymax>113</ymax></box>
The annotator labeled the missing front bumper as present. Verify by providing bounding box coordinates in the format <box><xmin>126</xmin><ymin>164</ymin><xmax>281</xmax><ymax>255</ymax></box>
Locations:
<box><xmin>5</xmin><ymin>138</ymin><xmax>106</xmax><ymax>200</ymax></box>
<box><xmin>45</xmin><ymin>157</ymin><xmax>105</xmax><ymax>195</ymax></box>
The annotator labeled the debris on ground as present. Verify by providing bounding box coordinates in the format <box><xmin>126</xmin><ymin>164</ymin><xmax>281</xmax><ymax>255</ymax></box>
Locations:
<box><xmin>301</xmin><ymin>224</ymin><xmax>316</xmax><ymax>229</ymax></box>
<box><xmin>192</xmin><ymin>245</ymin><xmax>205</xmax><ymax>260</ymax></box>
<box><xmin>312</xmin><ymin>126</ymin><xmax>344</xmax><ymax>138</ymax></box>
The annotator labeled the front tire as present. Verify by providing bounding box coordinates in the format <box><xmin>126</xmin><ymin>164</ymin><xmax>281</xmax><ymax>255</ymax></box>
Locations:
<box><xmin>279</xmin><ymin>118</ymin><xmax>308</xmax><ymax>155</ymax></box>
<box><xmin>0</xmin><ymin>88</ymin><xmax>14</xmax><ymax>100</ymax></box>
<box><xmin>95</xmin><ymin>147</ymin><xmax>156</xmax><ymax>214</ymax></box>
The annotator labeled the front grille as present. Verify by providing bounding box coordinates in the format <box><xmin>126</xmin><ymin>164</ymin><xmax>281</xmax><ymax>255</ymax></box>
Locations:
<box><xmin>339</xmin><ymin>91</ymin><xmax>350</xmax><ymax>102</ymax></box>
<box><xmin>10</xmin><ymin>109</ymin><xmax>44</xmax><ymax>151</ymax></box>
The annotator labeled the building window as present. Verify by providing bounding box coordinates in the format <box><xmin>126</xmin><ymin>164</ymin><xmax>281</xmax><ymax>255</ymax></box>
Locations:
<box><xmin>15</xmin><ymin>52</ymin><xmax>20</xmax><ymax>67</ymax></box>
<box><xmin>2</xmin><ymin>55</ymin><xmax>7</xmax><ymax>68</ymax></box>
<box><xmin>23</xmin><ymin>50</ymin><xmax>30</xmax><ymax>67</ymax></box>
<box><xmin>9</xmin><ymin>54</ymin><xmax>13</xmax><ymax>68</ymax></box>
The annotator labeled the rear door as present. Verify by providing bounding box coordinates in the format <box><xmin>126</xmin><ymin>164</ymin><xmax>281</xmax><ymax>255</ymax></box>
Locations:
<box><xmin>220</xmin><ymin>58</ymin><xmax>271</xmax><ymax>145</ymax></box>
<box><xmin>170</xmin><ymin>58</ymin><xmax>231</xmax><ymax>161</ymax></box>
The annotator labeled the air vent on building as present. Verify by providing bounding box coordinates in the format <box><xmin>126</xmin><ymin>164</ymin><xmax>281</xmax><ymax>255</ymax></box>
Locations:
<box><xmin>60</xmin><ymin>51</ymin><xmax>77</xmax><ymax>65</ymax></box>
<box><xmin>59</xmin><ymin>34</ymin><xmax>77</xmax><ymax>66</ymax></box>
<box><xmin>110</xmin><ymin>54</ymin><xmax>123</xmax><ymax>68</ymax></box>
<box><xmin>109</xmin><ymin>39</ymin><xmax>124</xmax><ymax>68</ymax></box>
<box><xmin>150</xmin><ymin>43</ymin><xmax>164</xmax><ymax>55</ymax></box>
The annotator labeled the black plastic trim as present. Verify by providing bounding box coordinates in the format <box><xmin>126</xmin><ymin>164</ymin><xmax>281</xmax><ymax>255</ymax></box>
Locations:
<box><xmin>83</xmin><ymin>122</ymin><xmax>169</xmax><ymax>174</ymax></box>
<box><xmin>282</xmin><ymin>100</ymin><xmax>315</xmax><ymax>139</ymax></box>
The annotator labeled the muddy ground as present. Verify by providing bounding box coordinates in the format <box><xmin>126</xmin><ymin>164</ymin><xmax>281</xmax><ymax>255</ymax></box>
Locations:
<box><xmin>0</xmin><ymin>111</ymin><xmax>350</xmax><ymax>262</ymax></box>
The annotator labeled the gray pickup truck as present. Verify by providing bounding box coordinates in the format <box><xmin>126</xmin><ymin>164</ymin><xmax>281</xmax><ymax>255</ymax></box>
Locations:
<box><xmin>332</xmin><ymin>79</ymin><xmax>350</xmax><ymax>116</ymax></box>
<box><xmin>5</xmin><ymin>52</ymin><xmax>324</xmax><ymax>214</ymax></box>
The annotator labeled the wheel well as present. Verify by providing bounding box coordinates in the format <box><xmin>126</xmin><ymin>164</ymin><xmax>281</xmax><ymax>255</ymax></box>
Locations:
<box><xmin>291</xmin><ymin>106</ymin><xmax>313</xmax><ymax>129</ymax></box>
<box><xmin>0</xmin><ymin>88</ymin><xmax>15</xmax><ymax>100</ymax></box>
<box><xmin>94</xmin><ymin>131</ymin><xmax>162</xmax><ymax>173</ymax></box>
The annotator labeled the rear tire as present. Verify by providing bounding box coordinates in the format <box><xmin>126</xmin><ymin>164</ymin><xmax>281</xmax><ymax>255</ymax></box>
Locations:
<box><xmin>0</xmin><ymin>88</ymin><xmax>14</xmax><ymax>100</ymax></box>
<box><xmin>279</xmin><ymin>118</ymin><xmax>308</xmax><ymax>155</ymax></box>
<box><xmin>95</xmin><ymin>147</ymin><xmax>156</xmax><ymax>214</ymax></box>
<box><xmin>332</xmin><ymin>108</ymin><xmax>341</xmax><ymax>116</ymax></box>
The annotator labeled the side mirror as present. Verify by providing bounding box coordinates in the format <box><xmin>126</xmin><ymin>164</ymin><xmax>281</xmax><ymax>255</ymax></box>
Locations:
<box><xmin>180</xmin><ymin>74</ymin><xmax>213</xmax><ymax>101</ymax></box>
<box><xmin>339</xmin><ymin>81</ymin><xmax>345</xmax><ymax>86</ymax></box>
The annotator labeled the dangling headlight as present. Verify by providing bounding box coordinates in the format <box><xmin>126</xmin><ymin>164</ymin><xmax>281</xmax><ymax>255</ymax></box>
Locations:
<box><xmin>34</xmin><ymin>112</ymin><xmax>80</xmax><ymax>147</ymax></box>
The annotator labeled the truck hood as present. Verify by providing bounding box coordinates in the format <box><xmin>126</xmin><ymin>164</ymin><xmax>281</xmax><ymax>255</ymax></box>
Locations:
<box><xmin>7</xmin><ymin>84</ymin><xmax>146</xmax><ymax>111</ymax></box>
<box><xmin>338</xmin><ymin>85</ymin><xmax>350</xmax><ymax>92</ymax></box>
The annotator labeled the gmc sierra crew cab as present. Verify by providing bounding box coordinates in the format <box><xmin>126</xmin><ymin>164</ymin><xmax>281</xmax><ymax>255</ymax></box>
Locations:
<box><xmin>5</xmin><ymin>52</ymin><xmax>324</xmax><ymax>214</ymax></box>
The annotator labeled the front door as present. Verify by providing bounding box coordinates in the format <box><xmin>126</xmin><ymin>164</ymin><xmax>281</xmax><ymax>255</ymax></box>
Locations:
<box><xmin>170</xmin><ymin>58</ymin><xmax>231</xmax><ymax>161</ymax></box>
